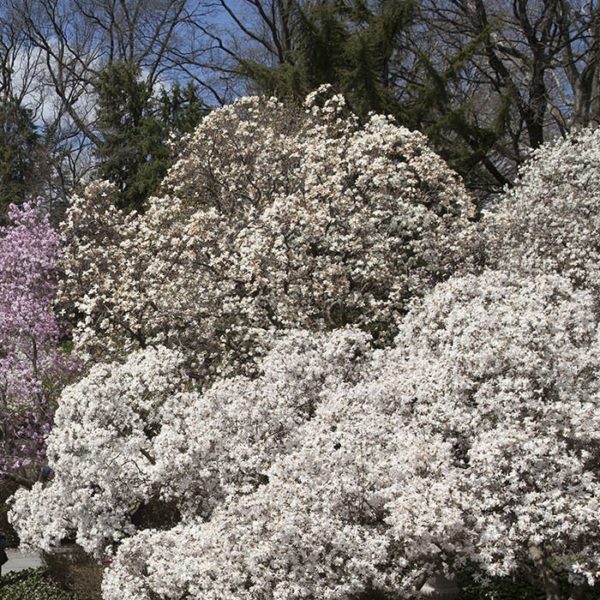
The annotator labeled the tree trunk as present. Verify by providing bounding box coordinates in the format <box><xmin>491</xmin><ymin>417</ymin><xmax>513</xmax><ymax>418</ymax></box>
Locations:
<box><xmin>529</xmin><ymin>545</ymin><xmax>561</xmax><ymax>600</ymax></box>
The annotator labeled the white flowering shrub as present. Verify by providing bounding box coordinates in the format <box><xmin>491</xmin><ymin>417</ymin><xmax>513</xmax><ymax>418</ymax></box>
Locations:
<box><xmin>385</xmin><ymin>270</ymin><xmax>600</xmax><ymax>589</ymax></box>
<box><xmin>474</xmin><ymin>127</ymin><xmax>600</xmax><ymax>300</ymax></box>
<box><xmin>12</xmin><ymin>270</ymin><xmax>600</xmax><ymax>599</ymax></box>
<box><xmin>59</xmin><ymin>88</ymin><xmax>475</xmax><ymax>376</ymax></box>
<box><xmin>58</xmin><ymin>180</ymin><xmax>147</xmax><ymax>360</ymax></box>
<box><xmin>9</xmin><ymin>346</ymin><xmax>189</xmax><ymax>553</ymax></box>
<box><xmin>10</xmin><ymin>330</ymin><xmax>371</xmax><ymax>556</ymax></box>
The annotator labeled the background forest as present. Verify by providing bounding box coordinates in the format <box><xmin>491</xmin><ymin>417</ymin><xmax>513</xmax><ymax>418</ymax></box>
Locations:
<box><xmin>1</xmin><ymin>0</ymin><xmax>600</xmax><ymax>214</ymax></box>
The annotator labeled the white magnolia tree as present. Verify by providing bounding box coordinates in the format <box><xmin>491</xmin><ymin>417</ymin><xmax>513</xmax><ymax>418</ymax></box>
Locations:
<box><xmin>59</xmin><ymin>88</ymin><xmax>475</xmax><ymax>378</ymax></box>
<box><xmin>472</xmin><ymin>127</ymin><xmax>600</xmax><ymax>302</ymax></box>
<box><xmin>12</xmin><ymin>271</ymin><xmax>600</xmax><ymax>599</ymax></box>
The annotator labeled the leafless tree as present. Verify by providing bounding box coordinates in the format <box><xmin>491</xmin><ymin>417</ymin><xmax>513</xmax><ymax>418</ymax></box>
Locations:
<box><xmin>413</xmin><ymin>0</ymin><xmax>600</xmax><ymax>174</ymax></box>
<box><xmin>1</xmin><ymin>0</ymin><xmax>220</xmax><ymax>201</ymax></box>
<box><xmin>3</xmin><ymin>0</ymin><xmax>599</xmax><ymax>200</ymax></box>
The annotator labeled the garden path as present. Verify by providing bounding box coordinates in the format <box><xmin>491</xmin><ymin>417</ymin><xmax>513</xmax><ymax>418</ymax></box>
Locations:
<box><xmin>3</xmin><ymin>548</ymin><xmax>44</xmax><ymax>573</ymax></box>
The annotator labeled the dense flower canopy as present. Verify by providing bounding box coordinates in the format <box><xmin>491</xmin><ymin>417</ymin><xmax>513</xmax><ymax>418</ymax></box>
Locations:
<box><xmin>7</xmin><ymin>97</ymin><xmax>600</xmax><ymax>600</ymax></box>
<box><xmin>10</xmin><ymin>331</ymin><xmax>371</xmax><ymax>556</ymax></box>
<box><xmin>472</xmin><ymin>127</ymin><xmax>600</xmax><ymax>302</ymax></box>
<box><xmin>59</xmin><ymin>89</ymin><xmax>475</xmax><ymax>378</ymax></box>
<box><xmin>12</xmin><ymin>270</ymin><xmax>600</xmax><ymax>598</ymax></box>
<box><xmin>0</xmin><ymin>201</ymin><xmax>76</xmax><ymax>484</ymax></box>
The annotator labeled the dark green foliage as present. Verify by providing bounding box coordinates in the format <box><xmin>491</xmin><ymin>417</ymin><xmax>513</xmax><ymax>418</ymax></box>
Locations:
<box><xmin>0</xmin><ymin>568</ymin><xmax>75</xmax><ymax>599</ymax></box>
<box><xmin>158</xmin><ymin>82</ymin><xmax>208</xmax><ymax>138</ymax></box>
<box><xmin>95</xmin><ymin>62</ymin><xmax>161</xmax><ymax>212</ymax></box>
<box><xmin>0</xmin><ymin>481</ymin><xmax>18</xmax><ymax>548</ymax></box>
<box><xmin>95</xmin><ymin>62</ymin><xmax>208</xmax><ymax>212</ymax></box>
<box><xmin>457</xmin><ymin>565</ymin><xmax>596</xmax><ymax>600</ymax></box>
<box><xmin>458</xmin><ymin>568</ymin><xmax>546</xmax><ymax>600</ymax></box>
<box><xmin>0</xmin><ymin>98</ymin><xmax>40</xmax><ymax>224</ymax></box>
<box><xmin>401</xmin><ymin>35</ymin><xmax>514</xmax><ymax>197</ymax></box>
<box><xmin>240</xmin><ymin>0</ymin><xmax>516</xmax><ymax>198</ymax></box>
<box><xmin>240</xmin><ymin>1</ymin><xmax>514</xmax><ymax>197</ymax></box>
<box><xmin>240</xmin><ymin>0</ymin><xmax>413</xmax><ymax>119</ymax></box>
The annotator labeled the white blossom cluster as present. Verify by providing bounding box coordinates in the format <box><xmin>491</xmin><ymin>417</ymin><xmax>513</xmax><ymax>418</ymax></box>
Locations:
<box><xmin>100</xmin><ymin>272</ymin><xmax>600</xmax><ymax>598</ymax></box>
<box><xmin>59</xmin><ymin>88</ymin><xmax>475</xmax><ymax>377</ymax></box>
<box><xmin>10</xmin><ymin>346</ymin><xmax>189</xmax><ymax>552</ymax></box>
<box><xmin>12</xmin><ymin>271</ymin><xmax>600</xmax><ymax>598</ymax></box>
<box><xmin>473</xmin><ymin>127</ymin><xmax>600</xmax><ymax>302</ymax></box>
<box><xmin>10</xmin><ymin>331</ymin><xmax>371</xmax><ymax>552</ymax></box>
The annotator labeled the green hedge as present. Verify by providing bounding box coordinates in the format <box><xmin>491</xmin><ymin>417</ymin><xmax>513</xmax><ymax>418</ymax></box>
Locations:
<box><xmin>0</xmin><ymin>568</ymin><xmax>75</xmax><ymax>599</ymax></box>
<box><xmin>457</xmin><ymin>569</ymin><xmax>546</xmax><ymax>600</ymax></box>
<box><xmin>0</xmin><ymin>481</ymin><xmax>19</xmax><ymax>547</ymax></box>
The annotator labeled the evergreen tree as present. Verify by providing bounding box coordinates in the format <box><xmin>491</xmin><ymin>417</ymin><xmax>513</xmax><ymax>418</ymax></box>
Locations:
<box><xmin>159</xmin><ymin>82</ymin><xmax>208</xmax><ymax>138</ymax></box>
<box><xmin>239</xmin><ymin>0</ymin><xmax>513</xmax><ymax>198</ymax></box>
<box><xmin>401</xmin><ymin>39</ymin><xmax>514</xmax><ymax>199</ymax></box>
<box><xmin>0</xmin><ymin>98</ymin><xmax>40</xmax><ymax>224</ymax></box>
<box><xmin>240</xmin><ymin>0</ymin><xmax>413</xmax><ymax>119</ymax></box>
<box><xmin>95</xmin><ymin>62</ymin><xmax>207</xmax><ymax>212</ymax></box>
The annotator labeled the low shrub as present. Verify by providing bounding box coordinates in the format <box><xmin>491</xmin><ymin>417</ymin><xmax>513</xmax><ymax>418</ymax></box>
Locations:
<box><xmin>457</xmin><ymin>565</ymin><xmax>596</xmax><ymax>599</ymax></box>
<box><xmin>0</xmin><ymin>481</ymin><xmax>19</xmax><ymax>546</ymax></box>
<box><xmin>42</xmin><ymin>545</ymin><xmax>102</xmax><ymax>600</ymax></box>
<box><xmin>0</xmin><ymin>568</ymin><xmax>75</xmax><ymax>599</ymax></box>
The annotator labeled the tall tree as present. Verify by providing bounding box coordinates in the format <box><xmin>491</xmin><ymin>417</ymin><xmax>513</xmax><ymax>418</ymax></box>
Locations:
<box><xmin>0</xmin><ymin>99</ymin><xmax>41</xmax><ymax>223</ymax></box>
<box><xmin>2</xmin><ymin>0</ymin><xmax>218</xmax><ymax>202</ymax></box>
<box><xmin>403</xmin><ymin>0</ymin><xmax>600</xmax><ymax>191</ymax></box>
<box><xmin>95</xmin><ymin>62</ymin><xmax>207</xmax><ymax>211</ymax></box>
<box><xmin>213</xmin><ymin>0</ymin><xmax>512</xmax><ymax>197</ymax></box>
<box><xmin>232</xmin><ymin>0</ymin><xmax>512</xmax><ymax>198</ymax></box>
<box><xmin>0</xmin><ymin>201</ymin><xmax>77</xmax><ymax>488</ymax></box>
<box><xmin>238</xmin><ymin>0</ymin><xmax>414</xmax><ymax>118</ymax></box>
<box><xmin>213</xmin><ymin>0</ymin><xmax>600</xmax><ymax>199</ymax></box>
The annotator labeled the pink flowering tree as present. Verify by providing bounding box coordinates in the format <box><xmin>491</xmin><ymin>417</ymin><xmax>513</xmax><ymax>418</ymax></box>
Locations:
<box><xmin>0</xmin><ymin>201</ymin><xmax>77</xmax><ymax>487</ymax></box>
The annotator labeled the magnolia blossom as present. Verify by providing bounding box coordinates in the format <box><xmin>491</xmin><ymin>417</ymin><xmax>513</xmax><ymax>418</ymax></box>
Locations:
<box><xmin>13</xmin><ymin>97</ymin><xmax>600</xmax><ymax>600</ymax></box>
<box><xmin>0</xmin><ymin>201</ymin><xmax>76</xmax><ymax>485</ymax></box>
<box><xmin>9</xmin><ymin>345</ymin><xmax>189</xmax><ymax>552</ymax></box>
<box><xmin>472</xmin><ymin>127</ymin><xmax>600</xmax><ymax>303</ymax></box>
<box><xmin>12</xmin><ymin>271</ymin><xmax>600</xmax><ymax>599</ymax></box>
<box><xmin>10</xmin><ymin>331</ymin><xmax>371</xmax><ymax>556</ymax></box>
<box><xmin>59</xmin><ymin>88</ymin><xmax>475</xmax><ymax>377</ymax></box>
<box><xmin>102</xmin><ymin>272</ymin><xmax>600</xmax><ymax>599</ymax></box>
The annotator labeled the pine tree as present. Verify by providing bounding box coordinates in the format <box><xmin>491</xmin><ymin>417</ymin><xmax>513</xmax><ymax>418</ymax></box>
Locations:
<box><xmin>95</xmin><ymin>62</ymin><xmax>207</xmax><ymax>212</ymax></box>
<box><xmin>400</xmin><ymin>37</ymin><xmax>514</xmax><ymax>198</ymax></box>
<box><xmin>0</xmin><ymin>98</ymin><xmax>40</xmax><ymax>224</ymax></box>
<box><xmin>239</xmin><ymin>0</ymin><xmax>514</xmax><ymax>197</ymax></box>
<box><xmin>240</xmin><ymin>0</ymin><xmax>413</xmax><ymax>119</ymax></box>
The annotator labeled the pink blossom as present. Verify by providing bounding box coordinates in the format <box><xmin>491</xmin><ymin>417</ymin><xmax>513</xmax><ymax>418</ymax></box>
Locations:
<box><xmin>0</xmin><ymin>201</ymin><xmax>77</xmax><ymax>485</ymax></box>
